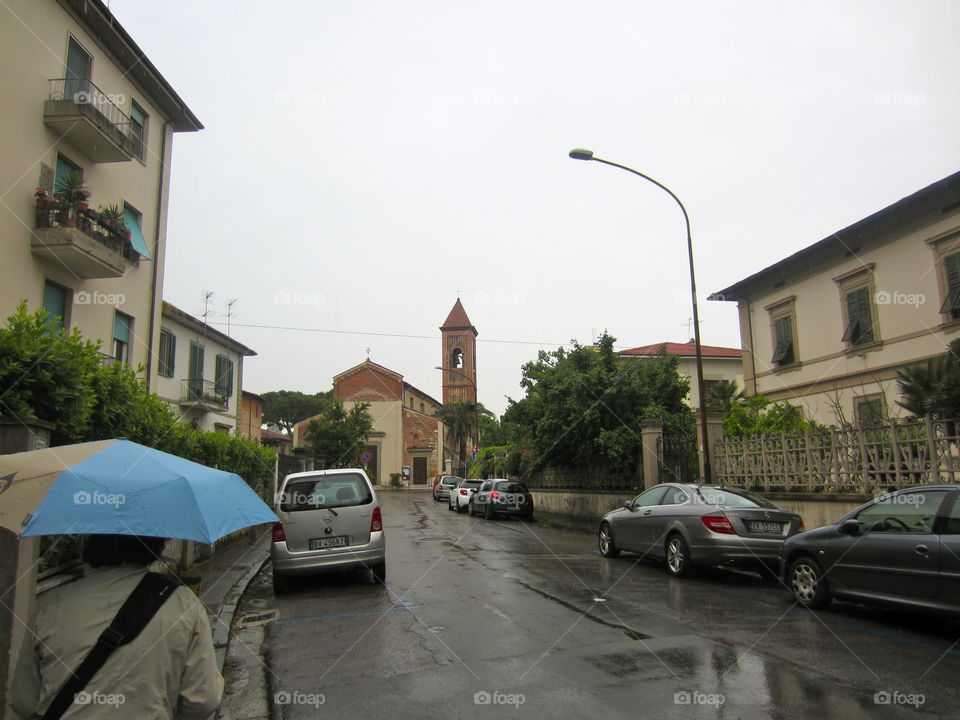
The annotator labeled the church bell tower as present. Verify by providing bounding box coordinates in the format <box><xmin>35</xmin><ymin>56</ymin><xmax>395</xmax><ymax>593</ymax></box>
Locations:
<box><xmin>439</xmin><ymin>299</ymin><xmax>477</xmax><ymax>405</ymax></box>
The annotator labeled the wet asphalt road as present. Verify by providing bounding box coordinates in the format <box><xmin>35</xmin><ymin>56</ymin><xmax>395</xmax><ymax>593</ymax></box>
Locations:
<box><xmin>247</xmin><ymin>492</ymin><xmax>960</xmax><ymax>719</ymax></box>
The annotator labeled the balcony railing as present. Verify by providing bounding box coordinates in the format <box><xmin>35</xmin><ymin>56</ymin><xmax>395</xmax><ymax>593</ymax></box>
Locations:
<box><xmin>180</xmin><ymin>379</ymin><xmax>229</xmax><ymax>410</ymax></box>
<box><xmin>35</xmin><ymin>202</ymin><xmax>140</xmax><ymax>264</ymax></box>
<box><xmin>44</xmin><ymin>78</ymin><xmax>136</xmax><ymax>162</ymax></box>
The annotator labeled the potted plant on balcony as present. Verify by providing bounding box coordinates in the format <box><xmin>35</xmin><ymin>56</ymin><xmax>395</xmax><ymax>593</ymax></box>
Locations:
<box><xmin>97</xmin><ymin>203</ymin><xmax>126</xmax><ymax>232</ymax></box>
<box><xmin>54</xmin><ymin>171</ymin><xmax>90</xmax><ymax>227</ymax></box>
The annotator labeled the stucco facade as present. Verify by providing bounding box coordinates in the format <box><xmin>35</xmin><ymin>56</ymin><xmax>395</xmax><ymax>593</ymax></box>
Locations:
<box><xmin>154</xmin><ymin>302</ymin><xmax>256</xmax><ymax>433</ymax></box>
<box><xmin>0</xmin><ymin>0</ymin><xmax>202</xmax><ymax>390</ymax></box>
<box><xmin>711</xmin><ymin>171</ymin><xmax>960</xmax><ymax>426</ymax></box>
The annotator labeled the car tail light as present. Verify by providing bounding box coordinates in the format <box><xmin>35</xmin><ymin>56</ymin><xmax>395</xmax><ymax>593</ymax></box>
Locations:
<box><xmin>701</xmin><ymin>513</ymin><xmax>735</xmax><ymax>534</ymax></box>
<box><xmin>460</xmin><ymin>489</ymin><xmax>468</xmax><ymax>495</ymax></box>
<box><xmin>796</xmin><ymin>520</ymin><xmax>805</xmax><ymax>533</ymax></box>
<box><xmin>371</xmin><ymin>506</ymin><xmax>383</xmax><ymax>532</ymax></box>
<box><xmin>490</xmin><ymin>491</ymin><xmax>500</xmax><ymax>499</ymax></box>
<box><xmin>272</xmin><ymin>522</ymin><xmax>286</xmax><ymax>542</ymax></box>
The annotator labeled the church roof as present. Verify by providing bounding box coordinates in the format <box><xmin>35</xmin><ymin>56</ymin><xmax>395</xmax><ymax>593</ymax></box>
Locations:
<box><xmin>440</xmin><ymin>299</ymin><xmax>477</xmax><ymax>334</ymax></box>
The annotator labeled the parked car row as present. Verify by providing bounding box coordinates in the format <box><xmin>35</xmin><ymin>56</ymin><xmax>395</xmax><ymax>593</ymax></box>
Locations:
<box><xmin>442</xmin><ymin>477</ymin><xmax>535</xmax><ymax>520</ymax></box>
<box><xmin>597</xmin><ymin>482</ymin><xmax>960</xmax><ymax>618</ymax></box>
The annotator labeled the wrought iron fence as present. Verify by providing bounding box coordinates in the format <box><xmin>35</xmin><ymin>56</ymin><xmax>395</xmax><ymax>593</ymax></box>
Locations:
<box><xmin>35</xmin><ymin>203</ymin><xmax>139</xmax><ymax>263</ymax></box>
<box><xmin>657</xmin><ymin>434</ymin><xmax>700</xmax><ymax>484</ymax></box>
<box><xmin>713</xmin><ymin>416</ymin><xmax>960</xmax><ymax>493</ymax></box>
<box><xmin>181</xmin><ymin>378</ymin><xmax>228</xmax><ymax>408</ymax></box>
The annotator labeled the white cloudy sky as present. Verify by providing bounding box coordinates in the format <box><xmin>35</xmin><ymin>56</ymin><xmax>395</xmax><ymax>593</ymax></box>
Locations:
<box><xmin>110</xmin><ymin>0</ymin><xmax>960</xmax><ymax>416</ymax></box>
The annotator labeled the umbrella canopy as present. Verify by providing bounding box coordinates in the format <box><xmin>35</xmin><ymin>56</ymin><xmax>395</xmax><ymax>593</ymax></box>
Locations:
<box><xmin>0</xmin><ymin>439</ymin><xmax>277</xmax><ymax>543</ymax></box>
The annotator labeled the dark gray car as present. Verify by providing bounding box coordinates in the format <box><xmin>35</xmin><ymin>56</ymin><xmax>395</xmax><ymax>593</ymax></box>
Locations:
<box><xmin>469</xmin><ymin>479</ymin><xmax>534</xmax><ymax>520</ymax></box>
<box><xmin>781</xmin><ymin>484</ymin><xmax>960</xmax><ymax>616</ymax></box>
<box><xmin>598</xmin><ymin>484</ymin><xmax>804</xmax><ymax>577</ymax></box>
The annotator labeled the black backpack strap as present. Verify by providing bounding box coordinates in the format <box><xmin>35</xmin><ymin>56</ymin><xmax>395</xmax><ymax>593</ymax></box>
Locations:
<box><xmin>41</xmin><ymin>571</ymin><xmax>180</xmax><ymax>720</ymax></box>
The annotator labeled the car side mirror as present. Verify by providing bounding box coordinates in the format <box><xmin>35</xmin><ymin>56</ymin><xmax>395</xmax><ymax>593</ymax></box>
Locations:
<box><xmin>838</xmin><ymin>519</ymin><xmax>860</xmax><ymax>536</ymax></box>
<box><xmin>624</xmin><ymin>501</ymin><xmax>634</xmax><ymax>510</ymax></box>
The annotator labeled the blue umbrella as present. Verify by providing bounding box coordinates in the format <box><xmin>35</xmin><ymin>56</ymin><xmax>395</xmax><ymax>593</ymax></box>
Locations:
<box><xmin>0</xmin><ymin>439</ymin><xmax>277</xmax><ymax>543</ymax></box>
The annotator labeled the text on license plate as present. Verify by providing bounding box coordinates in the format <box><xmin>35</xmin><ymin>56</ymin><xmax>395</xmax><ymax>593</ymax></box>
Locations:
<box><xmin>309</xmin><ymin>536</ymin><xmax>348</xmax><ymax>550</ymax></box>
<box><xmin>748</xmin><ymin>521</ymin><xmax>783</xmax><ymax>533</ymax></box>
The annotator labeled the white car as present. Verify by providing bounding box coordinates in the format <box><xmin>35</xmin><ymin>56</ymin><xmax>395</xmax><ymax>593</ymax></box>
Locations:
<box><xmin>448</xmin><ymin>478</ymin><xmax>483</xmax><ymax>513</ymax></box>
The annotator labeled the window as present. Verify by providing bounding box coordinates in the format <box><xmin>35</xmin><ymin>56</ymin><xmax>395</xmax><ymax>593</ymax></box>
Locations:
<box><xmin>215</xmin><ymin>354</ymin><xmax>234</xmax><ymax>398</ymax></box>
<box><xmin>42</xmin><ymin>281</ymin><xmax>68</xmax><ymax>330</ymax></box>
<box><xmin>630</xmin><ymin>486</ymin><xmax>668</xmax><ymax>508</ymax></box>
<box><xmin>841</xmin><ymin>286</ymin><xmax>875</xmax><ymax>347</ymax></box>
<box><xmin>771</xmin><ymin>315</ymin><xmax>795</xmax><ymax>366</ymax></box>
<box><xmin>129</xmin><ymin>102</ymin><xmax>147</xmax><ymax>160</ymax></box>
<box><xmin>188</xmin><ymin>343</ymin><xmax>204</xmax><ymax>398</ymax></box>
<box><xmin>940</xmin><ymin>252</ymin><xmax>960</xmax><ymax>320</ymax></box>
<box><xmin>214</xmin><ymin>423</ymin><xmax>232</xmax><ymax>435</ymax></box>
<box><xmin>54</xmin><ymin>155</ymin><xmax>82</xmax><ymax>198</ymax></box>
<box><xmin>113</xmin><ymin>312</ymin><xmax>132</xmax><ymax>365</ymax></box>
<box><xmin>855</xmin><ymin>396</ymin><xmax>884</xmax><ymax>429</ymax></box>
<box><xmin>64</xmin><ymin>36</ymin><xmax>92</xmax><ymax>101</ymax></box>
<box><xmin>158</xmin><ymin>329</ymin><xmax>175</xmax><ymax>377</ymax></box>
<box><xmin>123</xmin><ymin>203</ymin><xmax>151</xmax><ymax>259</ymax></box>
<box><xmin>660</xmin><ymin>487</ymin><xmax>689</xmax><ymax>505</ymax></box>
<box><xmin>854</xmin><ymin>490</ymin><xmax>948</xmax><ymax>533</ymax></box>
<box><xmin>941</xmin><ymin>492</ymin><xmax>960</xmax><ymax>534</ymax></box>
<box><xmin>451</xmin><ymin>348</ymin><xmax>463</xmax><ymax>369</ymax></box>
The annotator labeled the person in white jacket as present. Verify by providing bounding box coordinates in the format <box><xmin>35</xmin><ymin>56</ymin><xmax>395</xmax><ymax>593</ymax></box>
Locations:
<box><xmin>12</xmin><ymin>535</ymin><xmax>223</xmax><ymax>720</ymax></box>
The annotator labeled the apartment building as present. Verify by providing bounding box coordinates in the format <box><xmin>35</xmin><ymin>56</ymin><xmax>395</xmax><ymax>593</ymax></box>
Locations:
<box><xmin>155</xmin><ymin>302</ymin><xmax>256</xmax><ymax>433</ymax></box>
<box><xmin>0</xmin><ymin>0</ymin><xmax>202</xmax><ymax>389</ymax></box>
<box><xmin>711</xmin><ymin>171</ymin><xmax>960</xmax><ymax>426</ymax></box>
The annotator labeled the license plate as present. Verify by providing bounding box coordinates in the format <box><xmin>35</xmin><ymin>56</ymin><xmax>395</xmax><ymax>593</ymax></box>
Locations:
<box><xmin>309</xmin><ymin>536</ymin><xmax>348</xmax><ymax>550</ymax></box>
<box><xmin>748</xmin><ymin>521</ymin><xmax>783</xmax><ymax>533</ymax></box>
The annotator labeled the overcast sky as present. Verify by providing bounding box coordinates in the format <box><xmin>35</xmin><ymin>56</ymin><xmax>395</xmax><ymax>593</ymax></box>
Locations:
<box><xmin>110</xmin><ymin>0</ymin><xmax>960</xmax><ymax>417</ymax></box>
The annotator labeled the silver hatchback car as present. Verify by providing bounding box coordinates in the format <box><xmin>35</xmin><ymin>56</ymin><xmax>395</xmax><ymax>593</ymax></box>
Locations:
<box><xmin>271</xmin><ymin>468</ymin><xmax>385</xmax><ymax>593</ymax></box>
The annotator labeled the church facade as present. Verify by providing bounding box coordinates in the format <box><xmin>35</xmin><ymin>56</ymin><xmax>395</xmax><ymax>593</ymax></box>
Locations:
<box><xmin>293</xmin><ymin>300</ymin><xmax>476</xmax><ymax>486</ymax></box>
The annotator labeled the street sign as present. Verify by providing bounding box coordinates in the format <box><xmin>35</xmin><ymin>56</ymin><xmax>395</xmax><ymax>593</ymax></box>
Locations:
<box><xmin>360</xmin><ymin>451</ymin><xmax>372</xmax><ymax>464</ymax></box>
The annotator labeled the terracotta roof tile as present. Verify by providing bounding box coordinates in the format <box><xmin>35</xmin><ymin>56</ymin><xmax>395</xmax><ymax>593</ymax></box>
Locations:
<box><xmin>620</xmin><ymin>342</ymin><xmax>742</xmax><ymax>358</ymax></box>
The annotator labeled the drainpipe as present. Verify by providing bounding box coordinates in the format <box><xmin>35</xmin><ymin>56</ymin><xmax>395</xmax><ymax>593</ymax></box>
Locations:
<box><xmin>145</xmin><ymin>119</ymin><xmax>170</xmax><ymax>388</ymax></box>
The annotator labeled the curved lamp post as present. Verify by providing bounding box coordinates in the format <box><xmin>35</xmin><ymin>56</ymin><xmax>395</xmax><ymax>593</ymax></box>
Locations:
<box><xmin>568</xmin><ymin>148</ymin><xmax>712</xmax><ymax>482</ymax></box>
<box><xmin>434</xmin><ymin>365</ymin><xmax>479</xmax><ymax>476</ymax></box>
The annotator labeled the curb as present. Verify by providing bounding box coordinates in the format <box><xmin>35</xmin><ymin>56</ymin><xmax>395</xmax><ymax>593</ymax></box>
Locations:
<box><xmin>213</xmin><ymin>547</ymin><xmax>271</xmax><ymax>673</ymax></box>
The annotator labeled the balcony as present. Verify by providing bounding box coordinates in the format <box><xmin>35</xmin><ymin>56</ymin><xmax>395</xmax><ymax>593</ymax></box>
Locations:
<box><xmin>32</xmin><ymin>202</ymin><xmax>138</xmax><ymax>278</ymax></box>
<box><xmin>179</xmin><ymin>379</ymin><xmax>229</xmax><ymax>412</ymax></box>
<box><xmin>43</xmin><ymin>78</ymin><xmax>138</xmax><ymax>162</ymax></box>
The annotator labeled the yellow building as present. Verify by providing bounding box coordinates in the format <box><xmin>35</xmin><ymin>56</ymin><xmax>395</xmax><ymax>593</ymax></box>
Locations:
<box><xmin>0</xmin><ymin>0</ymin><xmax>202</xmax><ymax>390</ymax></box>
<box><xmin>711</xmin><ymin>171</ymin><xmax>960</xmax><ymax>426</ymax></box>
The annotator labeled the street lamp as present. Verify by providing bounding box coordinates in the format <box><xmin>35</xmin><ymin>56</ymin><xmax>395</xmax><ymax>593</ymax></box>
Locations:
<box><xmin>568</xmin><ymin>148</ymin><xmax>712</xmax><ymax>482</ymax></box>
<box><xmin>434</xmin><ymin>365</ymin><xmax>479</xmax><ymax>477</ymax></box>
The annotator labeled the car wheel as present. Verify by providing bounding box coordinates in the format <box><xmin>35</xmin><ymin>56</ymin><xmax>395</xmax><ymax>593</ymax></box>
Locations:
<box><xmin>448</xmin><ymin>500</ymin><xmax>455</xmax><ymax>511</ymax></box>
<box><xmin>370</xmin><ymin>560</ymin><xmax>387</xmax><ymax>584</ymax></box>
<box><xmin>484</xmin><ymin>502</ymin><xmax>495</xmax><ymax>520</ymax></box>
<box><xmin>665</xmin><ymin>534</ymin><xmax>696</xmax><ymax>578</ymax></box>
<box><xmin>457</xmin><ymin>502</ymin><xmax>468</xmax><ymax>514</ymax></box>
<box><xmin>598</xmin><ymin>523</ymin><xmax>621</xmax><ymax>558</ymax></box>
<box><xmin>272</xmin><ymin>571</ymin><xmax>290</xmax><ymax>595</ymax></box>
<box><xmin>788</xmin><ymin>556</ymin><xmax>830</xmax><ymax>609</ymax></box>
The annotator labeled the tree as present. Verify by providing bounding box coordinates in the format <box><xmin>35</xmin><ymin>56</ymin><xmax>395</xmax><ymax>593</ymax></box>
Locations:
<box><xmin>895</xmin><ymin>339</ymin><xmax>960</xmax><ymax>420</ymax></box>
<box><xmin>477</xmin><ymin>411</ymin><xmax>509</xmax><ymax>447</ymax></box>
<box><xmin>261</xmin><ymin>389</ymin><xmax>329</xmax><ymax>437</ymax></box>
<box><xmin>304</xmin><ymin>399</ymin><xmax>374</xmax><ymax>468</ymax></box>
<box><xmin>502</xmin><ymin>334</ymin><xmax>694</xmax><ymax>475</ymax></box>
<box><xmin>722</xmin><ymin>395</ymin><xmax>817</xmax><ymax>437</ymax></box>
<box><xmin>436</xmin><ymin>401</ymin><xmax>492</xmax><ymax>476</ymax></box>
<box><xmin>706</xmin><ymin>379</ymin><xmax>745</xmax><ymax>414</ymax></box>
<box><xmin>468</xmin><ymin>445</ymin><xmax>509</xmax><ymax>478</ymax></box>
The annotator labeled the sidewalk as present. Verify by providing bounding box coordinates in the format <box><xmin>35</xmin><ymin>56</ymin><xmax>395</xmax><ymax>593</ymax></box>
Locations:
<box><xmin>188</xmin><ymin>527</ymin><xmax>272</xmax><ymax>672</ymax></box>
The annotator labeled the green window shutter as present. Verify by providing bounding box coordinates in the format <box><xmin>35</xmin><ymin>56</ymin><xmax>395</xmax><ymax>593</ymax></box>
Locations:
<box><xmin>857</xmin><ymin>398</ymin><xmax>883</xmax><ymax>428</ymax></box>
<box><xmin>845</xmin><ymin>287</ymin><xmax>873</xmax><ymax>345</ymax></box>
<box><xmin>113</xmin><ymin>312</ymin><xmax>131</xmax><ymax>343</ymax></box>
<box><xmin>123</xmin><ymin>204</ymin><xmax>152</xmax><ymax>259</ymax></box>
<box><xmin>159</xmin><ymin>330</ymin><xmax>176</xmax><ymax>376</ymax></box>
<box><xmin>42</xmin><ymin>282</ymin><xmax>67</xmax><ymax>330</ymax></box>
<box><xmin>772</xmin><ymin>315</ymin><xmax>794</xmax><ymax>365</ymax></box>
<box><xmin>189</xmin><ymin>344</ymin><xmax>204</xmax><ymax>399</ymax></box>
<box><xmin>215</xmin><ymin>355</ymin><xmax>234</xmax><ymax>397</ymax></box>
<box><xmin>940</xmin><ymin>254</ymin><xmax>960</xmax><ymax>315</ymax></box>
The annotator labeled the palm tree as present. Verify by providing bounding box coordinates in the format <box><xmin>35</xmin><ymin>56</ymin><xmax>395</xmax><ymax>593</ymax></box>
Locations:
<box><xmin>896</xmin><ymin>356</ymin><xmax>948</xmax><ymax>418</ymax></box>
<box><xmin>706</xmin><ymin>380</ymin><xmax>745</xmax><ymax>414</ymax></box>
<box><xmin>436</xmin><ymin>401</ymin><xmax>493</xmax><ymax>476</ymax></box>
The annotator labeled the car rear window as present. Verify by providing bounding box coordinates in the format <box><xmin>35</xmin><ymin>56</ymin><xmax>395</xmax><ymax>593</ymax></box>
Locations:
<box><xmin>697</xmin><ymin>488</ymin><xmax>775</xmax><ymax>508</ymax></box>
<box><xmin>461</xmin><ymin>480</ymin><xmax>483</xmax><ymax>489</ymax></box>
<box><xmin>442</xmin><ymin>477</ymin><xmax>460</xmax><ymax>486</ymax></box>
<box><xmin>279</xmin><ymin>473</ymin><xmax>372</xmax><ymax>511</ymax></box>
<box><xmin>494</xmin><ymin>481</ymin><xmax>527</xmax><ymax>493</ymax></box>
